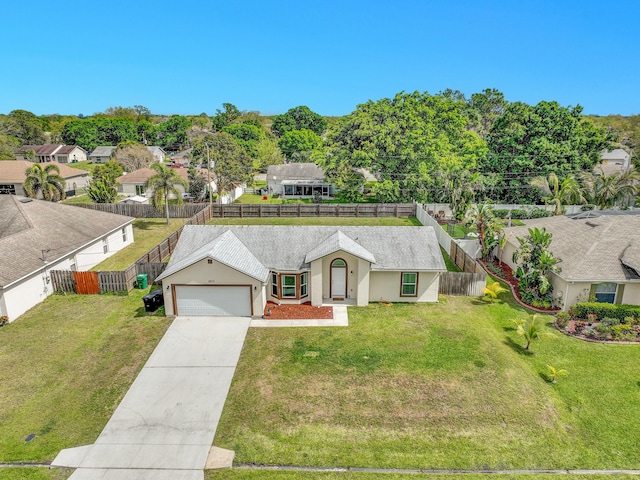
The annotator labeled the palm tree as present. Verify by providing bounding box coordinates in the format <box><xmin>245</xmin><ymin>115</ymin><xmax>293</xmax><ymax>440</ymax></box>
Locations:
<box><xmin>464</xmin><ymin>203</ymin><xmax>501</xmax><ymax>261</ymax></box>
<box><xmin>513</xmin><ymin>314</ymin><xmax>541</xmax><ymax>350</ymax></box>
<box><xmin>145</xmin><ymin>163</ymin><xmax>189</xmax><ymax>225</ymax></box>
<box><xmin>530</xmin><ymin>172</ymin><xmax>584</xmax><ymax>215</ymax></box>
<box><xmin>579</xmin><ymin>167</ymin><xmax>640</xmax><ymax>210</ymax></box>
<box><xmin>23</xmin><ymin>163</ymin><xmax>66</xmax><ymax>201</ymax></box>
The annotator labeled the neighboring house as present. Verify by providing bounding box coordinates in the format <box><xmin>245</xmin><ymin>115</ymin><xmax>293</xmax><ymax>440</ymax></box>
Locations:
<box><xmin>89</xmin><ymin>146</ymin><xmax>167</xmax><ymax>164</ymax></box>
<box><xmin>169</xmin><ymin>148</ymin><xmax>192</xmax><ymax>167</ymax></box>
<box><xmin>156</xmin><ymin>225</ymin><xmax>446</xmax><ymax>317</ymax></box>
<box><xmin>0</xmin><ymin>196</ymin><xmax>134</xmax><ymax>322</ymax></box>
<box><xmin>0</xmin><ymin>160</ymin><xmax>90</xmax><ymax>197</ymax></box>
<box><xmin>14</xmin><ymin>144</ymin><xmax>87</xmax><ymax>163</ymax></box>
<box><xmin>115</xmin><ymin>167</ymin><xmax>216</xmax><ymax>200</ymax></box>
<box><xmin>88</xmin><ymin>146</ymin><xmax>116</xmax><ymax>163</ymax></box>
<box><xmin>266</xmin><ymin>163</ymin><xmax>335</xmax><ymax>199</ymax></box>
<box><xmin>502</xmin><ymin>215</ymin><xmax>640</xmax><ymax>311</ymax></box>
<box><xmin>598</xmin><ymin>148</ymin><xmax>632</xmax><ymax>176</ymax></box>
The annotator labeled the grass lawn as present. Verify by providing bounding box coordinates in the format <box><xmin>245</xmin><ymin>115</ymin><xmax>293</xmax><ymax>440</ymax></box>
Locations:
<box><xmin>440</xmin><ymin>246</ymin><xmax>461</xmax><ymax>272</ymax></box>
<box><xmin>0</xmin><ymin>290</ymin><xmax>172</xmax><ymax>467</ymax></box>
<box><xmin>214</xmin><ymin>294</ymin><xmax>640</xmax><ymax>471</ymax></box>
<box><xmin>234</xmin><ymin>194</ymin><xmax>312</xmax><ymax>204</ymax></box>
<box><xmin>207</xmin><ymin>217</ymin><xmax>421</xmax><ymax>226</ymax></box>
<box><xmin>91</xmin><ymin>217</ymin><xmax>188</xmax><ymax>270</ymax></box>
<box><xmin>65</xmin><ymin>161</ymin><xmax>97</xmax><ymax>175</ymax></box>
<box><xmin>207</xmin><ymin>473</ymin><xmax>639</xmax><ymax>480</ymax></box>
<box><xmin>61</xmin><ymin>193</ymin><xmax>93</xmax><ymax>205</ymax></box>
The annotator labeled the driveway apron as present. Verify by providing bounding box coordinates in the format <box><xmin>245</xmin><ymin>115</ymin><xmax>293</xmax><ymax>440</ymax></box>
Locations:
<box><xmin>53</xmin><ymin>316</ymin><xmax>250</xmax><ymax>480</ymax></box>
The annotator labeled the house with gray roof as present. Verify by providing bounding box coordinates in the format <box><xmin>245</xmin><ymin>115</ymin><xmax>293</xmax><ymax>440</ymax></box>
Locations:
<box><xmin>597</xmin><ymin>148</ymin><xmax>632</xmax><ymax>176</ymax></box>
<box><xmin>0</xmin><ymin>196</ymin><xmax>134</xmax><ymax>322</ymax></box>
<box><xmin>266</xmin><ymin>163</ymin><xmax>335</xmax><ymax>199</ymax></box>
<box><xmin>89</xmin><ymin>146</ymin><xmax>167</xmax><ymax>164</ymax></box>
<box><xmin>502</xmin><ymin>214</ymin><xmax>640</xmax><ymax>311</ymax></box>
<box><xmin>156</xmin><ymin>225</ymin><xmax>446</xmax><ymax>316</ymax></box>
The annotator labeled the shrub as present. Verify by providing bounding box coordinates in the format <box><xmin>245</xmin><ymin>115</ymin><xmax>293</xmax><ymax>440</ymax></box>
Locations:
<box><xmin>531</xmin><ymin>209</ymin><xmax>553</xmax><ymax>218</ymax></box>
<box><xmin>510</xmin><ymin>209</ymin><xmax>529</xmax><ymax>219</ymax></box>
<box><xmin>571</xmin><ymin>303</ymin><xmax>640</xmax><ymax>322</ymax></box>
<box><xmin>555</xmin><ymin>311</ymin><xmax>570</xmax><ymax>328</ymax></box>
<box><xmin>622</xmin><ymin>316</ymin><xmax>638</xmax><ymax>325</ymax></box>
<box><xmin>596</xmin><ymin>323</ymin><xmax>612</xmax><ymax>334</ymax></box>
<box><xmin>493</xmin><ymin>209</ymin><xmax>509</xmax><ymax>218</ymax></box>
<box><xmin>601</xmin><ymin>317</ymin><xmax>620</xmax><ymax>327</ymax></box>
<box><xmin>611</xmin><ymin>324</ymin><xmax>637</xmax><ymax>341</ymax></box>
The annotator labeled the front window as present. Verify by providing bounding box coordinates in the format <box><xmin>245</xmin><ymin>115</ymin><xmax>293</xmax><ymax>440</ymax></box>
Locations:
<box><xmin>0</xmin><ymin>184</ymin><xmax>16</xmax><ymax>195</ymax></box>
<box><xmin>300</xmin><ymin>272</ymin><xmax>308</xmax><ymax>297</ymax></box>
<box><xmin>135</xmin><ymin>185</ymin><xmax>145</xmax><ymax>195</ymax></box>
<box><xmin>271</xmin><ymin>272</ymin><xmax>278</xmax><ymax>297</ymax></box>
<box><xmin>282</xmin><ymin>275</ymin><xmax>297</xmax><ymax>298</ymax></box>
<box><xmin>122</xmin><ymin>227</ymin><xmax>127</xmax><ymax>242</ymax></box>
<box><xmin>401</xmin><ymin>272</ymin><xmax>418</xmax><ymax>297</ymax></box>
<box><xmin>594</xmin><ymin>283</ymin><xmax>617</xmax><ymax>303</ymax></box>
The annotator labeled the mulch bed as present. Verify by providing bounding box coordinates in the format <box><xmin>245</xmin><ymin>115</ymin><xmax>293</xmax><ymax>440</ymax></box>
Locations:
<box><xmin>480</xmin><ymin>260</ymin><xmax>560</xmax><ymax>314</ymax></box>
<box><xmin>263</xmin><ymin>301</ymin><xmax>333</xmax><ymax>320</ymax></box>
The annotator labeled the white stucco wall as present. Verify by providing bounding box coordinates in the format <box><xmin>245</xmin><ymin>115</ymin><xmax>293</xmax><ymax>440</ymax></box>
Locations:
<box><xmin>369</xmin><ymin>271</ymin><xmax>440</xmax><ymax>303</ymax></box>
<box><xmin>1</xmin><ymin>223</ymin><xmax>134</xmax><ymax>322</ymax></box>
<box><xmin>160</xmin><ymin>258</ymin><xmax>265</xmax><ymax>316</ymax></box>
<box><xmin>622</xmin><ymin>283</ymin><xmax>640</xmax><ymax>306</ymax></box>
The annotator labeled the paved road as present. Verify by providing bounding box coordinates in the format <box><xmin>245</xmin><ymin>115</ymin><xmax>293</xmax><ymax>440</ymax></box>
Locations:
<box><xmin>53</xmin><ymin>316</ymin><xmax>250</xmax><ymax>480</ymax></box>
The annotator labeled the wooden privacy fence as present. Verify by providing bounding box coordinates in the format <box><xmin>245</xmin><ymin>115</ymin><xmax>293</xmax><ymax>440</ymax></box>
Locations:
<box><xmin>438</xmin><ymin>272</ymin><xmax>486</xmax><ymax>296</ymax></box>
<box><xmin>75</xmin><ymin>203</ymin><xmax>209</xmax><ymax>219</ymax></box>
<box><xmin>51</xmin><ymin>263</ymin><xmax>166</xmax><ymax>294</ymax></box>
<box><xmin>209</xmin><ymin>203</ymin><xmax>417</xmax><ymax>218</ymax></box>
<box><xmin>450</xmin><ymin>242</ymin><xmax>484</xmax><ymax>274</ymax></box>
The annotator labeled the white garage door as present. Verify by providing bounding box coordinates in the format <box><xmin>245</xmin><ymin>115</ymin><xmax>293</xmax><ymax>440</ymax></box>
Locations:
<box><xmin>175</xmin><ymin>285</ymin><xmax>252</xmax><ymax>316</ymax></box>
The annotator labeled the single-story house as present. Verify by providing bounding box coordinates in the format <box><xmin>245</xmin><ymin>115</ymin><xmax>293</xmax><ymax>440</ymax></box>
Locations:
<box><xmin>0</xmin><ymin>160</ymin><xmax>90</xmax><ymax>197</ymax></box>
<box><xmin>169</xmin><ymin>148</ymin><xmax>192</xmax><ymax>167</ymax></box>
<box><xmin>502</xmin><ymin>215</ymin><xmax>640</xmax><ymax>311</ymax></box>
<box><xmin>156</xmin><ymin>225</ymin><xmax>446</xmax><ymax>317</ymax></box>
<box><xmin>0</xmin><ymin>196</ymin><xmax>134</xmax><ymax>322</ymax></box>
<box><xmin>266</xmin><ymin>163</ymin><xmax>335</xmax><ymax>199</ymax></box>
<box><xmin>116</xmin><ymin>167</ymin><xmax>190</xmax><ymax>198</ymax></box>
<box><xmin>598</xmin><ymin>148</ymin><xmax>632</xmax><ymax>176</ymax></box>
<box><xmin>14</xmin><ymin>144</ymin><xmax>87</xmax><ymax>163</ymax></box>
<box><xmin>88</xmin><ymin>146</ymin><xmax>117</xmax><ymax>163</ymax></box>
<box><xmin>89</xmin><ymin>146</ymin><xmax>167</xmax><ymax>164</ymax></box>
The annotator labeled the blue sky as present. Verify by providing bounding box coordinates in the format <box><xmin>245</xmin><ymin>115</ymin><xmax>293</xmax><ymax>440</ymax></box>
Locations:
<box><xmin>2</xmin><ymin>0</ymin><xmax>638</xmax><ymax>117</ymax></box>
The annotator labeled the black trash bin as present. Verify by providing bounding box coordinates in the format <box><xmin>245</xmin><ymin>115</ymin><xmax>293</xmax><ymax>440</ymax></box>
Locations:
<box><xmin>142</xmin><ymin>289</ymin><xmax>165</xmax><ymax>312</ymax></box>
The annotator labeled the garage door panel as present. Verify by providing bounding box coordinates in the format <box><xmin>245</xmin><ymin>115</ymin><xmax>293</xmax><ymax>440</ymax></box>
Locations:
<box><xmin>175</xmin><ymin>286</ymin><xmax>251</xmax><ymax>316</ymax></box>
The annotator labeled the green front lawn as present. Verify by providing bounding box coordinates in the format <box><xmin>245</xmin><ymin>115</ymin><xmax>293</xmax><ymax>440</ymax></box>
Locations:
<box><xmin>65</xmin><ymin>161</ymin><xmax>97</xmax><ymax>175</ymax></box>
<box><xmin>91</xmin><ymin>217</ymin><xmax>188</xmax><ymax>271</ymax></box>
<box><xmin>0</xmin><ymin>290</ymin><xmax>172</xmax><ymax>465</ymax></box>
<box><xmin>214</xmin><ymin>296</ymin><xmax>640</xmax><ymax>470</ymax></box>
<box><xmin>207</xmin><ymin>217</ymin><xmax>421</xmax><ymax>226</ymax></box>
<box><xmin>235</xmin><ymin>194</ymin><xmax>312</xmax><ymax>204</ymax></box>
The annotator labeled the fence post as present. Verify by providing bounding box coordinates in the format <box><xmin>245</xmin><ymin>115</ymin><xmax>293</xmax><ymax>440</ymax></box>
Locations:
<box><xmin>298</xmin><ymin>204</ymin><xmax>301</xmax><ymax>216</ymax></box>
<box><xmin>395</xmin><ymin>204</ymin><xmax>399</xmax><ymax>217</ymax></box>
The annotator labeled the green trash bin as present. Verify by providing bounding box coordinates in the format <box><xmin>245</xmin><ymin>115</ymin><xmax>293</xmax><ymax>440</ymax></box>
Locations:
<box><xmin>136</xmin><ymin>273</ymin><xmax>148</xmax><ymax>289</ymax></box>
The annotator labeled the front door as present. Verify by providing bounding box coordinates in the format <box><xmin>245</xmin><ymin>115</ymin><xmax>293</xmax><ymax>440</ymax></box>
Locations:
<box><xmin>331</xmin><ymin>258</ymin><xmax>347</xmax><ymax>299</ymax></box>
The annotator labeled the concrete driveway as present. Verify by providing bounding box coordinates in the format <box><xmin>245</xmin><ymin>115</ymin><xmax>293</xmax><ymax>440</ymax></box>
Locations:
<box><xmin>53</xmin><ymin>316</ymin><xmax>250</xmax><ymax>480</ymax></box>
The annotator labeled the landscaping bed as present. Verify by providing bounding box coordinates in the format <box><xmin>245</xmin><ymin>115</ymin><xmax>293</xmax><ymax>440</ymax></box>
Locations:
<box><xmin>480</xmin><ymin>260</ymin><xmax>559</xmax><ymax>313</ymax></box>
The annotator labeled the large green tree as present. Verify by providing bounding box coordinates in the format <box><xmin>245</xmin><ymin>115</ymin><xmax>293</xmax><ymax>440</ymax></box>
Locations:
<box><xmin>325</xmin><ymin>91</ymin><xmax>487</xmax><ymax>202</ymax></box>
<box><xmin>113</xmin><ymin>143</ymin><xmax>154</xmax><ymax>172</ymax></box>
<box><xmin>221</xmin><ymin>123</ymin><xmax>265</xmax><ymax>158</ymax></box>
<box><xmin>278</xmin><ymin>128</ymin><xmax>324</xmax><ymax>161</ymax></box>
<box><xmin>271</xmin><ymin>106</ymin><xmax>327</xmax><ymax>137</ymax></box>
<box><xmin>5</xmin><ymin>110</ymin><xmax>46</xmax><ymax>144</ymax></box>
<box><xmin>467</xmin><ymin>88</ymin><xmax>508</xmax><ymax>139</ymax></box>
<box><xmin>145</xmin><ymin>163</ymin><xmax>189</xmax><ymax>225</ymax></box>
<box><xmin>61</xmin><ymin>117</ymin><xmax>138</xmax><ymax>151</ymax></box>
<box><xmin>23</xmin><ymin>163</ymin><xmax>66</xmax><ymax>201</ymax></box>
<box><xmin>482</xmin><ymin>101</ymin><xmax>613</xmax><ymax>203</ymax></box>
<box><xmin>212</xmin><ymin>103</ymin><xmax>243</xmax><ymax>131</ymax></box>
<box><xmin>191</xmin><ymin>133</ymin><xmax>253</xmax><ymax>202</ymax></box>
<box><xmin>154</xmin><ymin>115</ymin><xmax>192</xmax><ymax>150</ymax></box>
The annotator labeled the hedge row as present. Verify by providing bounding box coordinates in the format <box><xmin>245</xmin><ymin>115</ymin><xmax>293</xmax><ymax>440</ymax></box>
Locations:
<box><xmin>493</xmin><ymin>208</ymin><xmax>553</xmax><ymax>220</ymax></box>
<box><xmin>571</xmin><ymin>302</ymin><xmax>640</xmax><ymax>321</ymax></box>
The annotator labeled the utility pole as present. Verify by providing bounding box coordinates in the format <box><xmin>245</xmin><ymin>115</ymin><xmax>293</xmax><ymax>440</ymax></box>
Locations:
<box><xmin>206</xmin><ymin>142</ymin><xmax>212</xmax><ymax>205</ymax></box>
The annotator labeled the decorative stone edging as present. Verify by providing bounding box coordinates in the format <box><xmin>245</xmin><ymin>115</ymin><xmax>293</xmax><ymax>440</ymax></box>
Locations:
<box><xmin>553</xmin><ymin>323</ymin><xmax>640</xmax><ymax>345</ymax></box>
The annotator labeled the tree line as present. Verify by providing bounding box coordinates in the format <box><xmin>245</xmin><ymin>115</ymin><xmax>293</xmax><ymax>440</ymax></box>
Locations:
<box><xmin>1</xmin><ymin>91</ymin><xmax>638</xmax><ymax>208</ymax></box>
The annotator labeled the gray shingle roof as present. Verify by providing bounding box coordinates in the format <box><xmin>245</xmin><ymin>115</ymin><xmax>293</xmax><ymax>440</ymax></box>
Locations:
<box><xmin>0</xmin><ymin>196</ymin><xmax>134</xmax><ymax>288</ymax></box>
<box><xmin>89</xmin><ymin>146</ymin><xmax>117</xmax><ymax>157</ymax></box>
<box><xmin>504</xmin><ymin>215</ymin><xmax>640</xmax><ymax>282</ymax></box>
<box><xmin>156</xmin><ymin>230</ymin><xmax>269</xmax><ymax>282</ymax></box>
<box><xmin>305</xmin><ymin>230</ymin><xmax>376</xmax><ymax>263</ymax></box>
<box><xmin>266</xmin><ymin>163</ymin><xmax>326</xmax><ymax>181</ymax></box>
<box><xmin>158</xmin><ymin>225</ymin><xmax>445</xmax><ymax>281</ymax></box>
